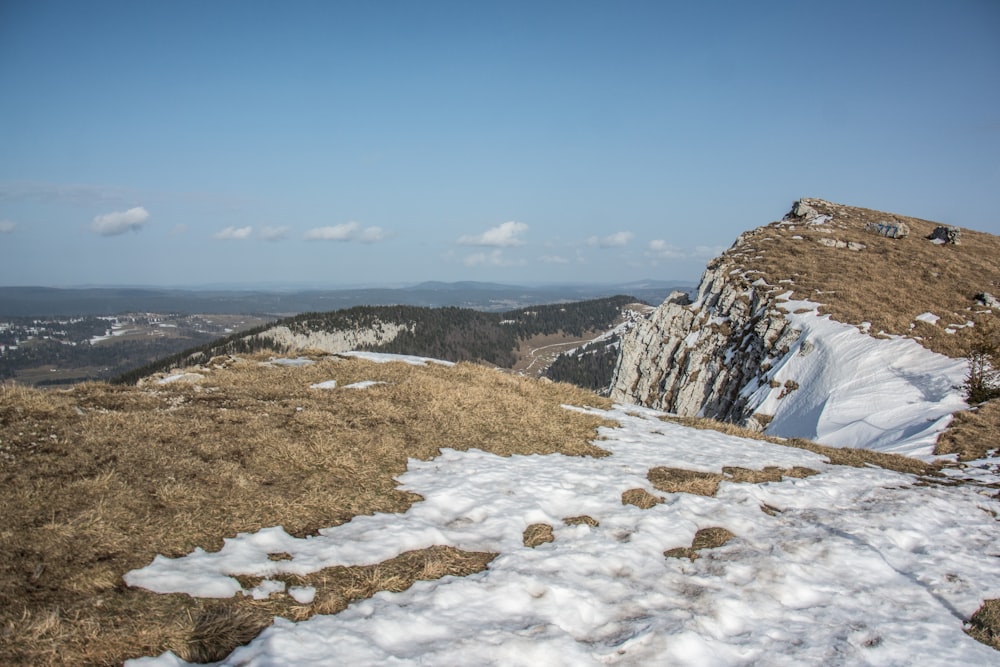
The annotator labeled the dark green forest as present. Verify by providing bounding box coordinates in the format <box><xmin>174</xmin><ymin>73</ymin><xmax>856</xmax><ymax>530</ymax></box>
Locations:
<box><xmin>543</xmin><ymin>338</ymin><xmax>622</xmax><ymax>393</ymax></box>
<box><xmin>114</xmin><ymin>296</ymin><xmax>640</xmax><ymax>386</ymax></box>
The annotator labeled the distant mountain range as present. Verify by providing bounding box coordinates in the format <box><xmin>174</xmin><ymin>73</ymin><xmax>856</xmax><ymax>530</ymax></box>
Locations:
<box><xmin>0</xmin><ymin>281</ymin><xmax>691</xmax><ymax>317</ymax></box>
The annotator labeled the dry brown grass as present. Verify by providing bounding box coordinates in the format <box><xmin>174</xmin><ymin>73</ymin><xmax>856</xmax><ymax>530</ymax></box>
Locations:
<box><xmin>647</xmin><ymin>465</ymin><xmax>818</xmax><ymax>498</ymax></box>
<box><xmin>728</xmin><ymin>198</ymin><xmax>1000</xmax><ymax>359</ymax></box>
<box><xmin>0</xmin><ymin>354</ymin><xmax>612</xmax><ymax>666</ymax></box>
<box><xmin>968</xmin><ymin>599</ymin><xmax>1000</xmax><ymax>651</ymax></box>
<box><xmin>662</xmin><ymin>414</ymin><xmax>937</xmax><ymax>477</ymax></box>
<box><xmin>563</xmin><ymin>515</ymin><xmax>599</xmax><ymax>527</ymax></box>
<box><xmin>664</xmin><ymin>527</ymin><xmax>736</xmax><ymax>561</ymax></box>
<box><xmin>621</xmin><ymin>488</ymin><xmax>662</xmax><ymax>509</ymax></box>
<box><xmin>647</xmin><ymin>467</ymin><xmax>721</xmax><ymax>497</ymax></box>
<box><xmin>935</xmin><ymin>399</ymin><xmax>1000</xmax><ymax>461</ymax></box>
<box><xmin>523</xmin><ymin>524</ymin><xmax>555</xmax><ymax>548</ymax></box>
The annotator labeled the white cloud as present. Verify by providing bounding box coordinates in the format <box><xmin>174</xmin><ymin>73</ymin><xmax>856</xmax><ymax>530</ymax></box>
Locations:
<box><xmin>305</xmin><ymin>222</ymin><xmax>387</xmax><ymax>243</ymax></box>
<box><xmin>459</xmin><ymin>221</ymin><xmax>528</xmax><ymax>247</ymax></box>
<box><xmin>215</xmin><ymin>225</ymin><xmax>253</xmax><ymax>240</ymax></box>
<box><xmin>90</xmin><ymin>206</ymin><xmax>150</xmax><ymax>236</ymax></box>
<box><xmin>463</xmin><ymin>249</ymin><xmax>523</xmax><ymax>267</ymax></box>
<box><xmin>646</xmin><ymin>239</ymin><xmax>686</xmax><ymax>259</ymax></box>
<box><xmin>0</xmin><ymin>220</ymin><xmax>15</xmax><ymax>233</ymax></box>
<box><xmin>538</xmin><ymin>254</ymin><xmax>570</xmax><ymax>264</ymax></box>
<box><xmin>356</xmin><ymin>226</ymin><xmax>388</xmax><ymax>243</ymax></box>
<box><xmin>587</xmin><ymin>231</ymin><xmax>634</xmax><ymax>248</ymax></box>
<box><xmin>260</xmin><ymin>225</ymin><xmax>291</xmax><ymax>241</ymax></box>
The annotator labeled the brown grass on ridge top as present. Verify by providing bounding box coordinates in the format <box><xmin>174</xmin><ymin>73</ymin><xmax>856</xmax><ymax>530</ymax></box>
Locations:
<box><xmin>719</xmin><ymin>198</ymin><xmax>1000</xmax><ymax>359</ymax></box>
<box><xmin>0</xmin><ymin>354</ymin><xmax>613</xmax><ymax>666</ymax></box>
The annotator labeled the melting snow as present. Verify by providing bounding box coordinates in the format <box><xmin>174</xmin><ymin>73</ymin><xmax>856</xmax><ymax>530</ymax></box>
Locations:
<box><xmin>755</xmin><ymin>297</ymin><xmax>967</xmax><ymax>458</ymax></box>
<box><xmin>126</xmin><ymin>400</ymin><xmax>1000</xmax><ymax>666</ymax></box>
<box><xmin>341</xmin><ymin>351</ymin><xmax>455</xmax><ymax>367</ymax></box>
<box><xmin>916</xmin><ymin>312</ymin><xmax>941</xmax><ymax>325</ymax></box>
<box><xmin>309</xmin><ymin>380</ymin><xmax>338</xmax><ymax>389</ymax></box>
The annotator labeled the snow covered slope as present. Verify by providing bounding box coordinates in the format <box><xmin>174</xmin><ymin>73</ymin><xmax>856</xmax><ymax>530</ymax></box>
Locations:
<box><xmin>610</xmin><ymin>199</ymin><xmax>994</xmax><ymax>458</ymax></box>
<box><xmin>127</xmin><ymin>398</ymin><xmax>1000</xmax><ymax>666</ymax></box>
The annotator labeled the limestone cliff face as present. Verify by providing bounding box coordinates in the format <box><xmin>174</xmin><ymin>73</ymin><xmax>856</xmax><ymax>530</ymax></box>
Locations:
<box><xmin>610</xmin><ymin>246</ymin><xmax>800</xmax><ymax>428</ymax></box>
<box><xmin>255</xmin><ymin>321</ymin><xmax>411</xmax><ymax>355</ymax></box>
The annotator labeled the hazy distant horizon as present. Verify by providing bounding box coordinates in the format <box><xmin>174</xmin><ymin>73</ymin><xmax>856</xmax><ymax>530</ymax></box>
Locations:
<box><xmin>0</xmin><ymin>277</ymin><xmax>695</xmax><ymax>292</ymax></box>
<box><xmin>3</xmin><ymin>2</ymin><xmax>997</xmax><ymax>287</ymax></box>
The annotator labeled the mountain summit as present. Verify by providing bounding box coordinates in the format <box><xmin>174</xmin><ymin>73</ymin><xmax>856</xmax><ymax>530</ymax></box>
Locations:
<box><xmin>611</xmin><ymin>198</ymin><xmax>1000</xmax><ymax>457</ymax></box>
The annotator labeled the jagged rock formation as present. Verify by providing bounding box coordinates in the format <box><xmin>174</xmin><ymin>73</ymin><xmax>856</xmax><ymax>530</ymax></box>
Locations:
<box><xmin>609</xmin><ymin>254</ymin><xmax>799</xmax><ymax>427</ymax></box>
<box><xmin>610</xmin><ymin>198</ymin><xmax>981</xmax><ymax>456</ymax></box>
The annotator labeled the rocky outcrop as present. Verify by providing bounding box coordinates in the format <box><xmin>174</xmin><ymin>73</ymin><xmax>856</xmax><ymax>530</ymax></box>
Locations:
<box><xmin>609</xmin><ymin>198</ymin><xmax>971</xmax><ymax>456</ymax></box>
<box><xmin>610</xmin><ymin>250</ymin><xmax>799</xmax><ymax>427</ymax></box>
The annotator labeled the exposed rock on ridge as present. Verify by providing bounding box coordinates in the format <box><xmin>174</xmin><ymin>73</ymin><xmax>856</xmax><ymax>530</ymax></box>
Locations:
<box><xmin>610</xmin><ymin>240</ymin><xmax>799</xmax><ymax>427</ymax></box>
<box><xmin>610</xmin><ymin>198</ymin><xmax>980</xmax><ymax>455</ymax></box>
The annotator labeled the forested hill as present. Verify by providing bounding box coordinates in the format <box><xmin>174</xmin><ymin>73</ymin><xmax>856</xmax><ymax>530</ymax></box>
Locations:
<box><xmin>116</xmin><ymin>295</ymin><xmax>640</xmax><ymax>384</ymax></box>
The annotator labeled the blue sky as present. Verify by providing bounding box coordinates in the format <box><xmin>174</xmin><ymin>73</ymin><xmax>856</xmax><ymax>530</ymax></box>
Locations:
<box><xmin>1</xmin><ymin>0</ymin><xmax>997</xmax><ymax>288</ymax></box>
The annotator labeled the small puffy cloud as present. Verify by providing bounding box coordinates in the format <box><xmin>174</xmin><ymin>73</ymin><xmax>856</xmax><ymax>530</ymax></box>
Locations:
<box><xmin>170</xmin><ymin>224</ymin><xmax>188</xmax><ymax>235</ymax></box>
<box><xmin>539</xmin><ymin>254</ymin><xmax>570</xmax><ymax>264</ymax></box>
<box><xmin>646</xmin><ymin>239</ymin><xmax>686</xmax><ymax>259</ymax></box>
<box><xmin>305</xmin><ymin>221</ymin><xmax>387</xmax><ymax>243</ymax></box>
<box><xmin>0</xmin><ymin>220</ymin><xmax>15</xmax><ymax>233</ymax></box>
<box><xmin>587</xmin><ymin>231</ymin><xmax>634</xmax><ymax>248</ymax></box>
<box><xmin>459</xmin><ymin>221</ymin><xmax>528</xmax><ymax>247</ymax></box>
<box><xmin>356</xmin><ymin>225</ymin><xmax>388</xmax><ymax>243</ymax></box>
<box><xmin>90</xmin><ymin>206</ymin><xmax>150</xmax><ymax>236</ymax></box>
<box><xmin>215</xmin><ymin>225</ymin><xmax>253</xmax><ymax>240</ymax></box>
<box><xmin>260</xmin><ymin>225</ymin><xmax>291</xmax><ymax>241</ymax></box>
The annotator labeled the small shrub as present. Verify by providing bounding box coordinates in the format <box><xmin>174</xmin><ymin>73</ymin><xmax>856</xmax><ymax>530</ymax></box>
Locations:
<box><xmin>965</xmin><ymin>343</ymin><xmax>1000</xmax><ymax>404</ymax></box>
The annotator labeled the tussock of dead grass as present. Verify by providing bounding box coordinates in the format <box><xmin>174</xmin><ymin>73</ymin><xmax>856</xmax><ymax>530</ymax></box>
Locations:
<box><xmin>662</xmin><ymin>414</ymin><xmax>936</xmax><ymax>477</ymax></box>
<box><xmin>935</xmin><ymin>399</ymin><xmax>1000</xmax><ymax>461</ymax></box>
<box><xmin>733</xmin><ymin>199</ymin><xmax>1000</xmax><ymax>359</ymax></box>
<box><xmin>664</xmin><ymin>527</ymin><xmax>736</xmax><ymax>561</ymax></box>
<box><xmin>648</xmin><ymin>467</ymin><xmax>721</xmax><ymax>497</ymax></box>
<box><xmin>968</xmin><ymin>599</ymin><xmax>1000</xmax><ymax>651</ymax></box>
<box><xmin>523</xmin><ymin>524</ymin><xmax>555</xmax><ymax>548</ymax></box>
<box><xmin>563</xmin><ymin>515</ymin><xmax>599</xmax><ymax>527</ymax></box>
<box><xmin>621</xmin><ymin>488</ymin><xmax>662</xmax><ymax>509</ymax></box>
<box><xmin>648</xmin><ymin>465</ymin><xmax>818</xmax><ymax>497</ymax></box>
<box><xmin>0</xmin><ymin>355</ymin><xmax>610</xmax><ymax>666</ymax></box>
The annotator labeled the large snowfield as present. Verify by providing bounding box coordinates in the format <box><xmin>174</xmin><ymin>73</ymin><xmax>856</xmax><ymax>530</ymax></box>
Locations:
<box><xmin>125</xmin><ymin>352</ymin><xmax>1000</xmax><ymax>666</ymax></box>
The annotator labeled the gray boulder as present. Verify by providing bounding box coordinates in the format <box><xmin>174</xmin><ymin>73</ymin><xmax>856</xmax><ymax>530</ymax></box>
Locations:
<box><xmin>865</xmin><ymin>221</ymin><xmax>909</xmax><ymax>239</ymax></box>
<box><xmin>928</xmin><ymin>225</ymin><xmax>961</xmax><ymax>244</ymax></box>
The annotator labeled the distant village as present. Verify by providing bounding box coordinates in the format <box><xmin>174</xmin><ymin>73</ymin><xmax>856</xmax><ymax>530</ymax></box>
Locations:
<box><xmin>0</xmin><ymin>313</ymin><xmax>270</xmax><ymax>385</ymax></box>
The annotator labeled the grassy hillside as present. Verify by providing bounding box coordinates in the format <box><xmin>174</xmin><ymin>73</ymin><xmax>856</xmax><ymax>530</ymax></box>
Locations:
<box><xmin>0</xmin><ymin>355</ymin><xmax>612</xmax><ymax>665</ymax></box>
<box><xmin>721</xmin><ymin>198</ymin><xmax>1000</xmax><ymax>360</ymax></box>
